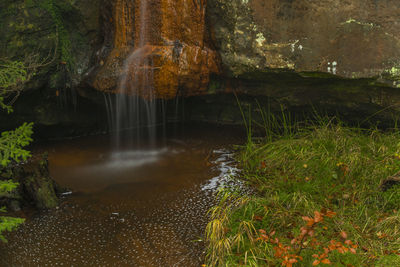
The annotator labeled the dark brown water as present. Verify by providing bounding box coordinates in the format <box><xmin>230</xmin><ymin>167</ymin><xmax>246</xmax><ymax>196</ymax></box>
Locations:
<box><xmin>0</xmin><ymin>125</ymin><xmax>243</xmax><ymax>267</ymax></box>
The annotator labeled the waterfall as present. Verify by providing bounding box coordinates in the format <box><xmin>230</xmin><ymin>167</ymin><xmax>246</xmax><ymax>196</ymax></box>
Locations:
<box><xmin>112</xmin><ymin>0</ymin><xmax>160</xmax><ymax>148</ymax></box>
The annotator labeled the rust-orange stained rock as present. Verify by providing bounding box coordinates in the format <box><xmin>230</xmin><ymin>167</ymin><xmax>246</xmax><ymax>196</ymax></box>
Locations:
<box><xmin>92</xmin><ymin>0</ymin><xmax>219</xmax><ymax>99</ymax></box>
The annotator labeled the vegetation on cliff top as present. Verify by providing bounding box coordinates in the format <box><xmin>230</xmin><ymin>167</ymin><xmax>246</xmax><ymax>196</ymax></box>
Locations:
<box><xmin>206</xmin><ymin>118</ymin><xmax>400</xmax><ymax>266</ymax></box>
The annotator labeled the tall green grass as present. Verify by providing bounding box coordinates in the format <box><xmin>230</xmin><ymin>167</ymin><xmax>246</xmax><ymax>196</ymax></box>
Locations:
<box><xmin>205</xmin><ymin>99</ymin><xmax>400</xmax><ymax>266</ymax></box>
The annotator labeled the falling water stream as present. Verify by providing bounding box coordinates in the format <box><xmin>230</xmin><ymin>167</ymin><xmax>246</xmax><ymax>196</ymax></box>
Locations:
<box><xmin>112</xmin><ymin>0</ymin><xmax>159</xmax><ymax>148</ymax></box>
<box><xmin>0</xmin><ymin>125</ymin><xmax>244</xmax><ymax>266</ymax></box>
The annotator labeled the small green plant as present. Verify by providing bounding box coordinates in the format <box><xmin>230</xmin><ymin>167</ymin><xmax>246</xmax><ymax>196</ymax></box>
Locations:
<box><xmin>0</xmin><ymin>60</ymin><xmax>27</xmax><ymax>93</ymax></box>
<box><xmin>0</xmin><ymin>122</ymin><xmax>33</xmax><ymax>167</ymax></box>
<box><xmin>0</xmin><ymin>180</ymin><xmax>24</xmax><ymax>242</ymax></box>
<box><xmin>0</xmin><ymin>60</ymin><xmax>34</xmax><ymax>242</ymax></box>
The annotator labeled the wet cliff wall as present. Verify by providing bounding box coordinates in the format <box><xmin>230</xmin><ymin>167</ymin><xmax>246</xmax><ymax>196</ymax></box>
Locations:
<box><xmin>83</xmin><ymin>0</ymin><xmax>400</xmax><ymax>125</ymax></box>
<box><xmin>2</xmin><ymin>0</ymin><xmax>400</xmax><ymax>132</ymax></box>
<box><xmin>208</xmin><ymin>0</ymin><xmax>400</xmax><ymax>82</ymax></box>
<box><xmin>202</xmin><ymin>0</ymin><xmax>400</xmax><ymax>125</ymax></box>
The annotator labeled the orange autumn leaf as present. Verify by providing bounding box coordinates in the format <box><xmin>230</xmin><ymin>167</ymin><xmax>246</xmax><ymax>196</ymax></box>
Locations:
<box><xmin>340</xmin><ymin>231</ymin><xmax>348</xmax><ymax>239</ymax></box>
<box><xmin>302</xmin><ymin>216</ymin><xmax>315</xmax><ymax>227</ymax></box>
<box><xmin>253</xmin><ymin>215</ymin><xmax>263</xmax><ymax>221</ymax></box>
<box><xmin>274</xmin><ymin>246</ymin><xmax>285</xmax><ymax>257</ymax></box>
<box><xmin>325</xmin><ymin>210</ymin><xmax>336</xmax><ymax>217</ymax></box>
<box><xmin>321</xmin><ymin>258</ymin><xmax>332</xmax><ymax>265</ymax></box>
<box><xmin>313</xmin><ymin>259</ymin><xmax>320</xmax><ymax>266</ymax></box>
<box><xmin>314</xmin><ymin>211</ymin><xmax>323</xmax><ymax>223</ymax></box>
<box><xmin>259</xmin><ymin>234</ymin><xmax>269</xmax><ymax>241</ymax></box>
<box><xmin>259</xmin><ymin>229</ymin><xmax>267</xmax><ymax>234</ymax></box>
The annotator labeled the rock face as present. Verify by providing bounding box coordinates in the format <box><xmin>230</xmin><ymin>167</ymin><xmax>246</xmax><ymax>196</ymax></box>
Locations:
<box><xmin>0</xmin><ymin>154</ymin><xmax>60</xmax><ymax>210</ymax></box>
<box><xmin>0</xmin><ymin>0</ymin><xmax>101</xmax><ymax>90</ymax></box>
<box><xmin>0</xmin><ymin>0</ymin><xmax>108</xmax><ymax>135</ymax></box>
<box><xmin>89</xmin><ymin>0</ymin><xmax>220</xmax><ymax>99</ymax></box>
<box><xmin>2</xmin><ymin>0</ymin><xmax>400</xmax><ymax>128</ymax></box>
<box><xmin>207</xmin><ymin>0</ymin><xmax>400</xmax><ymax>86</ymax></box>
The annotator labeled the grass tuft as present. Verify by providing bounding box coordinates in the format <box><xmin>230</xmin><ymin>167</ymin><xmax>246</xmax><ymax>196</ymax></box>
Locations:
<box><xmin>205</xmin><ymin>120</ymin><xmax>400</xmax><ymax>266</ymax></box>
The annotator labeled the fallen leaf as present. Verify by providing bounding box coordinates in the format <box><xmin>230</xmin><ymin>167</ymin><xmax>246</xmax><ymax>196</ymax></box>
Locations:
<box><xmin>321</xmin><ymin>258</ymin><xmax>332</xmax><ymax>265</ymax></box>
<box><xmin>314</xmin><ymin>211</ymin><xmax>323</xmax><ymax>223</ymax></box>
<box><xmin>340</xmin><ymin>231</ymin><xmax>348</xmax><ymax>239</ymax></box>
<box><xmin>253</xmin><ymin>215</ymin><xmax>263</xmax><ymax>221</ymax></box>
<box><xmin>325</xmin><ymin>210</ymin><xmax>336</xmax><ymax>217</ymax></box>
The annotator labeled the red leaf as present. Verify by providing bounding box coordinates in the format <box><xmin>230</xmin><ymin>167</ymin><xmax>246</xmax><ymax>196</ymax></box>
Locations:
<box><xmin>340</xmin><ymin>231</ymin><xmax>348</xmax><ymax>239</ymax></box>
<box><xmin>321</xmin><ymin>258</ymin><xmax>332</xmax><ymax>265</ymax></box>
<box><xmin>253</xmin><ymin>215</ymin><xmax>263</xmax><ymax>221</ymax></box>
<box><xmin>325</xmin><ymin>210</ymin><xmax>336</xmax><ymax>217</ymax></box>
<box><xmin>260</xmin><ymin>161</ymin><xmax>266</xmax><ymax>169</ymax></box>
<box><xmin>314</xmin><ymin>211</ymin><xmax>323</xmax><ymax>223</ymax></box>
<box><xmin>344</xmin><ymin>240</ymin><xmax>352</xmax><ymax>245</ymax></box>
<box><xmin>308</xmin><ymin>229</ymin><xmax>315</xmax><ymax>237</ymax></box>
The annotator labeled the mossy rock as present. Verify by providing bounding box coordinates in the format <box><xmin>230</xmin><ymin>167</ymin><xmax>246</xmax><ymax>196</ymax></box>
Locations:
<box><xmin>0</xmin><ymin>153</ymin><xmax>61</xmax><ymax>209</ymax></box>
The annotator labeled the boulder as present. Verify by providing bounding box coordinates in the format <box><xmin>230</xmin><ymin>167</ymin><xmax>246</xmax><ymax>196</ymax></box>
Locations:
<box><xmin>0</xmin><ymin>153</ymin><xmax>61</xmax><ymax>209</ymax></box>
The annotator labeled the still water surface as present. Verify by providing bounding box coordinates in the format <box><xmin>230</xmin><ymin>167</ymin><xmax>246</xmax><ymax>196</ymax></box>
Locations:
<box><xmin>0</xmin><ymin>125</ymin><xmax>243</xmax><ymax>266</ymax></box>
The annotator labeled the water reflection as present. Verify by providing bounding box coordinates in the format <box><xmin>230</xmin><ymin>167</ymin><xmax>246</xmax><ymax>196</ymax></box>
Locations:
<box><xmin>0</xmin><ymin>125</ymin><xmax>244</xmax><ymax>266</ymax></box>
<box><xmin>91</xmin><ymin>149</ymin><xmax>169</xmax><ymax>171</ymax></box>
